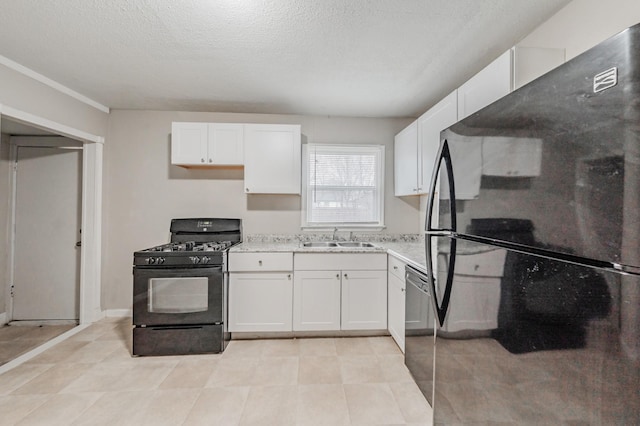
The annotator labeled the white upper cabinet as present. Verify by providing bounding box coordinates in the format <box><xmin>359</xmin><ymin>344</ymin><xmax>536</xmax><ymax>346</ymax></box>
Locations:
<box><xmin>457</xmin><ymin>50</ymin><xmax>512</xmax><ymax>120</ymax></box>
<box><xmin>394</xmin><ymin>91</ymin><xmax>459</xmax><ymax>197</ymax></box>
<box><xmin>171</xmin><ymin>122</ymin><xmax>244</xmax><ymax>166</ymax></box>
<box><xmin>244</xmin><ymin>124</ymin><xmax>301</xmax><ymax>194</ymax></box>
<box><xmin>394</xmin><ymin>121</ymin><xmax>418</xmax><ymax>196</ymax></box>
<box><xmin>171</xmin><ymin>122</ymin><xmax>209</xmax><ymax>165</ymax></box>
<box><xmin>208</xmin><ymin>123</ymin><xmax>244</xmax><ymax>165</ymax></box>
<box><xmin>394</xmin><ymin>45</ymin><xmax>564</xmax><ymax>199</ymax></box>
<box><xmin>417</xmin><ymin>91</ymin><xmax>458</xmax><ymax>194</ymax></box>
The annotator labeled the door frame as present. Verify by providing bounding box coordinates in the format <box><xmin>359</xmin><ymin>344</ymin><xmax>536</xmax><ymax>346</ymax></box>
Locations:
<box><xmin>1</xmin><ymin>104</ymin><xmax>104</xmax><ymax>325</ymax></box>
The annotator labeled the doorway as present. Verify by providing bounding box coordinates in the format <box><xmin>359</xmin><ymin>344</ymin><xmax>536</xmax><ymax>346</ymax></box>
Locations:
<box><xmin>0</xmin><ymin>112</ymin><xmax>102</xmax><ymax>369</ymax></box>
<box><xmin>12</xmin><ymin>139</ymin><xmax>82</xmax><ymax>322</ymax></box>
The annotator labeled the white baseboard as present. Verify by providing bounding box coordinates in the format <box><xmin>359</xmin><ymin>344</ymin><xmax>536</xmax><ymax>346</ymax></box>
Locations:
<box><xmin>0</xmin><ymin>312</ymin><xmax>7</xmax><ymax>326</ymax></box>
<box><xmin>104</xmin><ymin>309</ymin><xmax>131</xmax><ymax>318</ymax></box>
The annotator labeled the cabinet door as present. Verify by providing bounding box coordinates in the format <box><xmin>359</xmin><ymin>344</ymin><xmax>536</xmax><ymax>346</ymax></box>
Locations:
<box><xmin>244</xmin><ymin>124</ymin><xmax>301</xmax><ymax>194</ymax></box>
<box><xmin>208</xmin><ymin>123</ymin><xmax>244</xmax><ymax>165</ymax></box>
<box><xmin>228</xmin><ymin>272</ymin><xmax>293</xmax><ymax>332</ymax></box>
<box><xmin>341</xmin><ymin>270</ymin><xmax>387</xmax><ymax>330</ymax></box>
<box><xmin>416</xmin><ymin>91</ymin><xmax>458</xmax><ymax>194</ymax></box>
<box><xmin>293</xmin><ymin>270</ymin><xmax>341</xmax><ymax>331</ymax></box>
<box><xmin>457</xmin><ymin>50</ymin><xmax>512</xmax><ymax>120</ymax></box>
<box><xmin>388</xmin><ymin>271</ymin><xmax>406</xmax><ymax>352</ymax></box>
<box><xmin>394</xmin><ymin>121</ymin><xmax>418</xmax><ymax>196</ymax></box>
<box><xmin>171</xmin><ymin>122</ymin><xmax>209</xmax><ymax>165</ymax></box>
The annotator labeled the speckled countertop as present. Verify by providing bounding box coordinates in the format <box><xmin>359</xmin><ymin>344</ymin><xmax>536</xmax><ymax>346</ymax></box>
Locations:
<box><xmin>230</xmin><ymin>234</ymin><xmax>428</xmax><ymax>271</ymax></box>
<box><xmin>230</xmin><ymin>234</ymin><xmax>504</xmax><ymax>272</ymax></box>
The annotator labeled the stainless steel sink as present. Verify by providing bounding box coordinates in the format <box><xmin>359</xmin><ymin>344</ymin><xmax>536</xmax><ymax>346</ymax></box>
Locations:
<box><xmin>337</xmin><ymin>242</ymin><xmax>377</xmax><ymax>248</ymax></box>
<box><xmin>301</xmin><ymin>241</ymin><xmax>338</xmax><ymax>247</ymax></box>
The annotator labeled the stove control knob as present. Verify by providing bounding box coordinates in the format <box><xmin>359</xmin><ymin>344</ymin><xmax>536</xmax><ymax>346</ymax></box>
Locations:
<box><xmin>190</xmin><ymin>256</ymin><xmax>200</xmax><ymax>264</ymax></box>
<box><xmin>201</xmin><ymin>256</ymin><xmax>211</xmax><ymax>264</ymax></box>
<box><xmin>147</xmin><ymin>257</ymin><xmax>155</xmax><ymax>265</ymax></box>
<box><xmin>158</xmin><ymin>257</ymin><xmax>165</xmax><ymax>265</ymax></box>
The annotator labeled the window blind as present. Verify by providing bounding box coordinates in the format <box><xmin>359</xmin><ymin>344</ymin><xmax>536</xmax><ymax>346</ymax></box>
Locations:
<box><xmin>304</xmin><ymin>144</ymin><xmax>384</xmax><ymax>226</ymax></box>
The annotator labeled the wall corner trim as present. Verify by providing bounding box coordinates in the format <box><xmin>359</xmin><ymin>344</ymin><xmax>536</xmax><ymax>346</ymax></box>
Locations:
<box><xmin>0</xmin><ymin>54</ymin><xmax>110</xmax><ymax>114</ymax></box>
<box><xmin>1</xmin><ymin>106</ymin><xmax>104</xmax><ymax>143</ymax></box>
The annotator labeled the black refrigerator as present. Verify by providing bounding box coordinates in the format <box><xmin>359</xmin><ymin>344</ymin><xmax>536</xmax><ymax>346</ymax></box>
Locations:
<box><xmin>425</xmin><ymin>23</ymin><xmax>640</xmax><ymax>424</ymax></box>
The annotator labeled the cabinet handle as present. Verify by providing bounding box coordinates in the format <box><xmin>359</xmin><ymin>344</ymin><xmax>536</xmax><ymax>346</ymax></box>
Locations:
<box><xmin>336</xmin><ymin>274</ymin><xmax>340</xmax><ymax>279</ymax></box>
<box><xmin>287</xmin><ymin>274</ymin><xmax>291</xmax><ymax>280</ymax></box>
<box><xmin>208</xmin><ymin>158</ymin><xmax>213</xmax><ymax>163</ymax></box>
<box><xmin>246</xmin><ymin>188</ymin><xmax>250</xmax><ymax>192</ymax></box>
<box><xmin>393</xmin><ymin>266</ymin><xmax>398</xmax><ymax>270</ymax></box>
<box><xmin>344</xmin><ymin>273</ymin><xmax>348</xmax><ymax>279</ymax></box>
<box><xmin>258</xmin><ymin>260</ymin><xmax>263</xmax><ymax>266</ymax></box>
<box><xmin>201</xmin><ymin>158</ymin><xmax>205</xmax><ymax>163</ymax></box>
<box><xmin>401</xmin><ymin>288</ymin><xmax>405</xmax><ymax>292</ymax></box>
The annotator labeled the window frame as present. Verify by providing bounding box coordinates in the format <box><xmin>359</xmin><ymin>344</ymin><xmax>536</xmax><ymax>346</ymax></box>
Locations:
<box><xmin>301</xmin><ymin>143</ymin><xmax>385</xmax><ymax>230</ymax></box>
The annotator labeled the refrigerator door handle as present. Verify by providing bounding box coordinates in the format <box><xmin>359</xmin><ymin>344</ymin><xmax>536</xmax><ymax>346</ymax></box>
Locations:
<box><xmin>426</xmin><ymin>235</ymin><xmax>457</xmax><ymax>327</ymax></box>
<box><xmin>425</xmin><ymin>139</ymin><xmax>457</xmax><ymax>233</ymax></box>
<box><xmin>425</xmin><ymin>139</ymin><xmax>457</xmax><ymax>327</ymax></box>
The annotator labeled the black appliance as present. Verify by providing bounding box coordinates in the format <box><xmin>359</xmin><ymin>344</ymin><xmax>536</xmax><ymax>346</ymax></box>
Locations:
<box><xmin>404</xmin><ymin>265</ymin><xmax>435</xmax><ymax>406</ymax></box>
<box><xmin>423</xmin><ymin>24</ymin><xmax>640</xmax><ymax>423</ymax></box>
<box><xmin>132</xmin><ymin>218</ymin><xmax>242</xmax><ymax>356</ymax></box>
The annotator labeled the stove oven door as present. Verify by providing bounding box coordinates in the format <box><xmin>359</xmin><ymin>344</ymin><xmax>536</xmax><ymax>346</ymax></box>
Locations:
<box><xmin>133</xmin><ymin>266</ymin><xmax>223</xmax><ymax>327</ymax></box>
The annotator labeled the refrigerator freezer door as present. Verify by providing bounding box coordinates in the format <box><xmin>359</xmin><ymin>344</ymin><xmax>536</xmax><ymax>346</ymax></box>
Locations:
<box><xmin>430</xmin><ymin>23</ymin><xmax>640</xmax><ymax>273</ymax></box>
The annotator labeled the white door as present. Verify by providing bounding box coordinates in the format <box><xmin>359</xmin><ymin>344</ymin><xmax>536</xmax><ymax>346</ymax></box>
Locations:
<box><xmin>12</xmin><ymin>145</ymin><xmax>82</xmax><ymax>321</ymax></box>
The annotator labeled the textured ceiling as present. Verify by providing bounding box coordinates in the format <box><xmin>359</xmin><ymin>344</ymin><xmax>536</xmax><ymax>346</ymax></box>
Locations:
<box><xmin>0</xmin><ymin>0</ymin><xmax>571</xmax><ymax>118</ymax></box>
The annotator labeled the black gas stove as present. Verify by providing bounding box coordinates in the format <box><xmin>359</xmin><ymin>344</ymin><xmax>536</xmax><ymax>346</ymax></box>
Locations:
<box><xmin>132</xmin><ymin>218</ymin><xmax>242</xmax><ymax>356</ymax></box>
<box><xmin>133</xmin><ymin>218</ymin><xmax>242</xmax><ymax>268</ymax></box>
<box><xmin>134</xmin><ymin>240</ymin><xmax>236</xmax><ymax>267</ymax></box>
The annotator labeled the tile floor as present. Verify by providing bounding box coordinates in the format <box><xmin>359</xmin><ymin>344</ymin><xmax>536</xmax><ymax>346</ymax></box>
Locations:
<box><xmin>0</xmin><ymin>324</ymin><xmax>75</xmax><ymax>366</ymax></box>
<box><xmin>0</xmin><ymin>318</ymin><xmax>433</xmax><ymax>425</ymax></box>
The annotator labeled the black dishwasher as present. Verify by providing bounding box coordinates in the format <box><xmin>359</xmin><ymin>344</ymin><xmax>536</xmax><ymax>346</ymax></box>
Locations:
<box><xmin>404</xmin><ymin>265</ymin><xmax>435</xmax><ymax>406</ymax></box>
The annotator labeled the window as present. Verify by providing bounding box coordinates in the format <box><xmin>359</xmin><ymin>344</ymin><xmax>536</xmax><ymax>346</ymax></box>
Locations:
<box><xmin>302</xmin><ymin>144</ymin><xmax>385</xmax><ymax>228</ymax></box>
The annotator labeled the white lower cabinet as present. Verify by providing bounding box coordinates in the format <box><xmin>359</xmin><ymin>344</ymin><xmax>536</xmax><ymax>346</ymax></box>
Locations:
<box><xmin>228</xmin><ymin>252</ymin><xmax>294</xmax><ymax>332</ymax></box>
<box><xmin>387</xmin><ymin>255</ymin><xmax>407</xmax><ymax>352</ymax></box>
<box><xmin>293</xmin><ymin>270</ymin><xmax>341</xmax><ymax>331</ymax></box>
<box><xmin>228</xmin><ymin>272</ymin><xmax>293</xmax><ymax>332</ymax></box>
<box><xmin>293</xmin><ymin>253</ymin><xmax>387</xmax><ymax>332</ymax></box>
<box><xmin>341</xmin><ymin>270</ymin><xmax>387</xmax><ymax>330</ymax></box>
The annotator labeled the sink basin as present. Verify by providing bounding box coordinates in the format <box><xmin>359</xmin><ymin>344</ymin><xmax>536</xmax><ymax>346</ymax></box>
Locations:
<box><xmin>337</xmin><ymin>242</ymin><xmax>377</xmax><ymax>248</ymax></box>
<box><xmin>302</xmin><ymin>241</ymin><xmax>338</xmax><ymax>247</ymax></box>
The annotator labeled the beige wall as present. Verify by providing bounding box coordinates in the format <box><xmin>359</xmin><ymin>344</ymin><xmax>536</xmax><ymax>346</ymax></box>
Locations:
<box><xmin>102</xmin><ymin>110</ymin><xmax>416</xmax><ymax>310</ymax></box>
<box><xmin>518</xmin><ymin>0</ymin><xmax>640</xmax><ymax>58</ymax></box>
<box><xmin>0</xmin><ymin>64</ymin><xmax>109</xmax><ymax>138</ymax></box>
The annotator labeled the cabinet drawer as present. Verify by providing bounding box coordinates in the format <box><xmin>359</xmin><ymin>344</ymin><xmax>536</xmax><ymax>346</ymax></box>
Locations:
<box><xmin>294</xmin><ymin>253</ymin><xmax>387</xmax><ymax>271</ymax></box>
<box><xmin>454</xmin><ymin>249</ymin><xmax>507</xmax><ymax>277</ymax></box>
<box><xmin>388</xmin><ymin>255</ymin><xmax>407</xmax><ymax>280</ymax></box>
<box><xmin>229</xmin><ymin>252</ymin><xmax>293</xmax><ymax>271</ymax></box>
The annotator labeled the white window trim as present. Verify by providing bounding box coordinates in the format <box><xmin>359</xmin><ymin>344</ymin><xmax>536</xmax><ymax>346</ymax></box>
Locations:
<box><xmin>301</xmin><ymin>143</ymin><xmax>385</xmax><ymax>230</ymax></box>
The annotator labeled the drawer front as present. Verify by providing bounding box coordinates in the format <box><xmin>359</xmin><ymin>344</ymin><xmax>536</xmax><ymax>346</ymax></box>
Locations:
<box><xmin>388</xmin><ymin>255</ymin><xmax>407</xmax><ymax>280</ymax></box>
<box><xmin>229</xmin><ymin>252</ymin><xmax>293</xmax><ymax>272</ymax></box>
<box><xmin>454</xmin><ymin>249</ymin><xmax>507</xmax><ymax>277</ymax></box>
<box><xmin>294</xmin><ymin>253</ymin><xmax>387</xmax><ymax>271</ymax></box>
